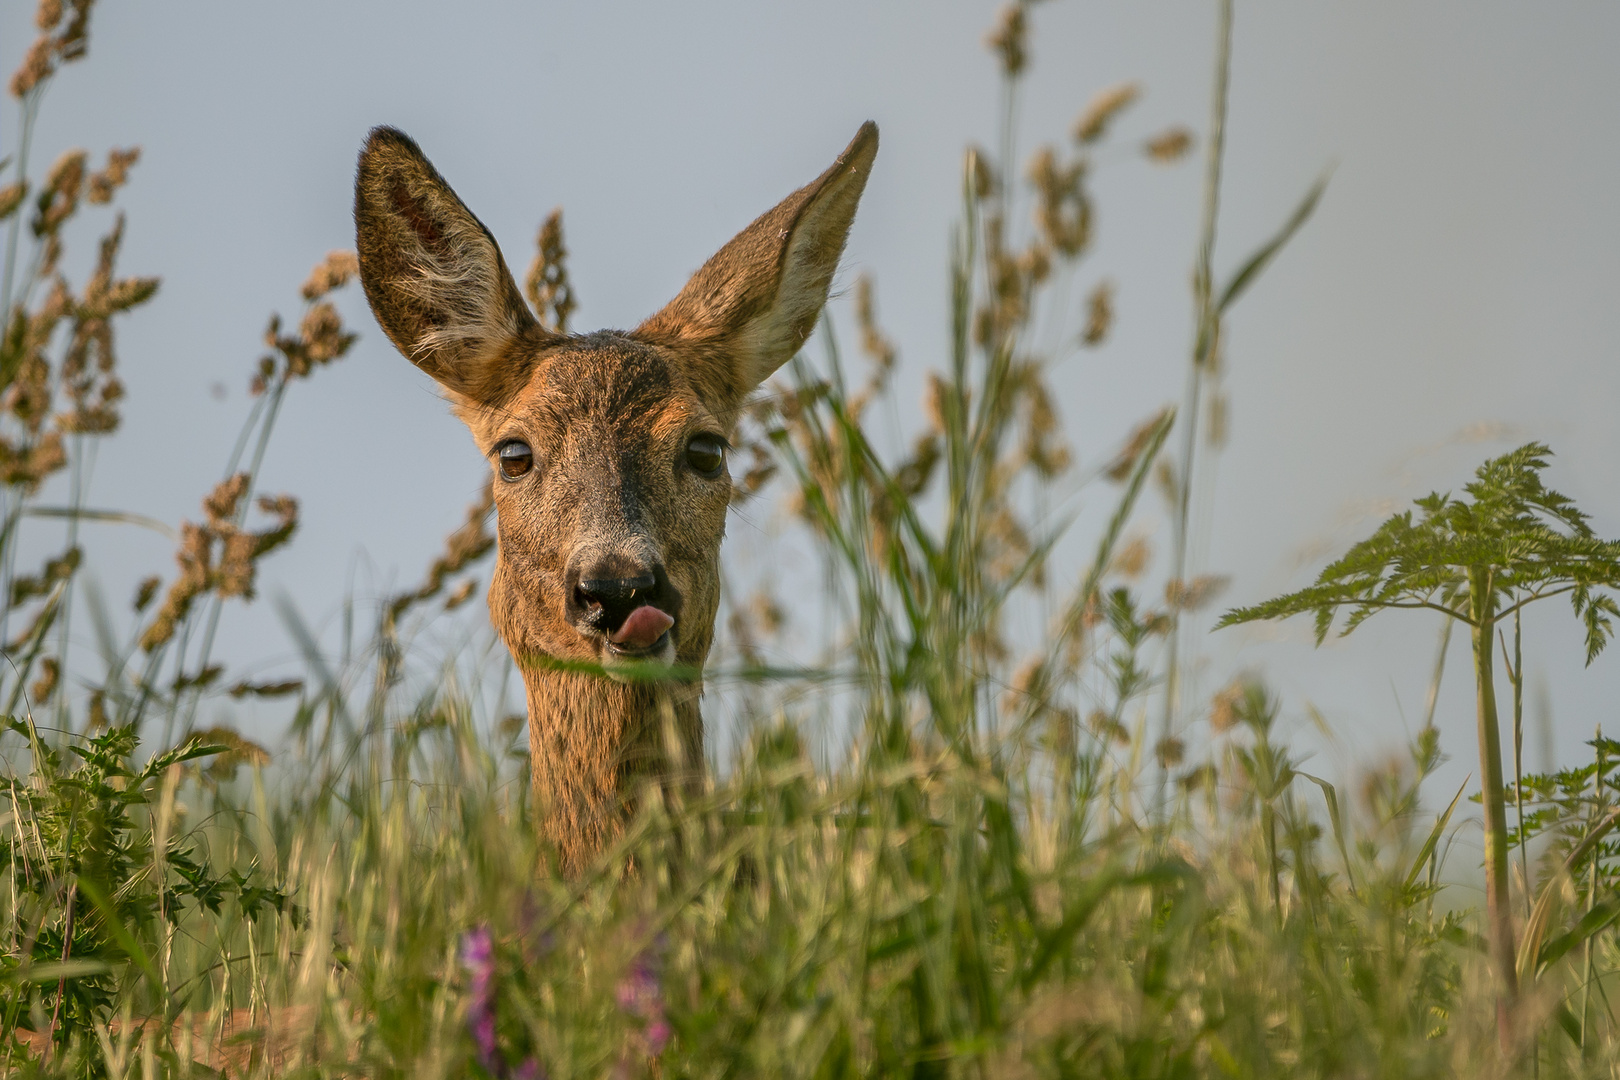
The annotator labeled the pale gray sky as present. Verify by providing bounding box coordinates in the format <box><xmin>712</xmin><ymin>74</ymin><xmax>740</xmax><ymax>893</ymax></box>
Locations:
<box><xmin>2</xmin><ymin>2</ymin><xmax>1617</xmax><ymax>812</ymax></box>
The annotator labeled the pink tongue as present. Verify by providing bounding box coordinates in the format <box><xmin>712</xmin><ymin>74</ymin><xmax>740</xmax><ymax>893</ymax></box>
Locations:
<box><xmin>611</xmin><ymin>605</ymin><xmax>674</xmax><ymax>650</ymax></box>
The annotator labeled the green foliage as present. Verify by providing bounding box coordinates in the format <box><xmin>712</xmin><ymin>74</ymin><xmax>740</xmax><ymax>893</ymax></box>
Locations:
<box><xmin>1506</xmin><ymin>733</ymin><xmax>1620</xmax><ymax>897</ymax></box>
<box><xmin>0</xmin><ymin>719</ymin><xmax>289</xmax><ymax>1072</ymax></box>
<box><xmin>1218</xmin><ymin>442</ymin><xmax>1620</xmax><ymax>660</ymax></box>
<box><xmin>1219</xmin><ymin>439</ymin><xmax>1620</xmax><ymax>1048</ymax></box>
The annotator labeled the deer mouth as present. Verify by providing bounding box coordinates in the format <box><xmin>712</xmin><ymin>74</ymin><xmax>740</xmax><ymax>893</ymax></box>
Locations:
<box><xmin>605</xmin><ymin>604</ymin><xmax>675</xmax><ymax>658</ymax></box>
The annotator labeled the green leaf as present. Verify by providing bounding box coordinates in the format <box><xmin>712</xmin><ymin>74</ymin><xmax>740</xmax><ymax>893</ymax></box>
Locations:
<box><xmin>141</xmin><ymin>739</ymin><xmax>230</xmax><ymax>779</ymax></box>
<box><xmin>1538</xmin><ymin>900</ymin><xmax>1620</xmax><ymax>971</ymax></box>
<box><xmin>1554</xmin><ymin>1003</ymin><xmax>1584</xmax><ymax>1045</ymax></box>
<box><xmin>1216</xmin><ymin>171</ymin><xmax>1330</xmax><ymax>314</ymax></box>
<box><xmin>1518</xmin><ymin>806</ymin><xmax>1620</xmax><ymax>983</ymax></box>
<box><xmin>23</xmin><ymin>505</ymin><xmax>176</xmax><ymax>538</ymax></box>
<box><xmin>5</xmin><ymin>958</ymin><xmax>112</xmax><ymax>984</ymax></box>
<box><xmin>1403</xmin><ymin>778</ymin><xmax>1468</xmax><ymax>894</ymax></box>
<box><xmin>76</xmin><ymin>875</ymin><xmax>161</xmax><ymax>986</ymax></box>
<box><xmin>1299</xmin><ymin>772</ymin><xmax>1355</xmax><ymax>895</ymax></box>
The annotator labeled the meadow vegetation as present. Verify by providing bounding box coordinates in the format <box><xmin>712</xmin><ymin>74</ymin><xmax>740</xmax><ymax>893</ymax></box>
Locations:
<box><xmin>4</xmin><ymin>2</ymin><xmax>1620</xmax><ymax>1077</ymax></box>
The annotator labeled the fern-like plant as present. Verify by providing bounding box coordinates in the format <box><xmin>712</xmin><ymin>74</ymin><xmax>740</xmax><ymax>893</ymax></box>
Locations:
<box><xmin>1218</xmin><ymin>441</ymin><xmax>1620</xmax><ymax>1040</ymax></box>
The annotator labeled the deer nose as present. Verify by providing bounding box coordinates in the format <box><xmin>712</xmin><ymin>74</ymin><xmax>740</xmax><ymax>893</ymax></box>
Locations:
<box><xmin>575</xmin><ymin>573</ymin><xmax>657</xmax><ymax>608</ymax></box>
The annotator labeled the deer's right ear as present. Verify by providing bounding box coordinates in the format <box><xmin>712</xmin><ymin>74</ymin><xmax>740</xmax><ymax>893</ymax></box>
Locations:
<box><xmin>634</xmin><ymin>122</ymin><xmax>878</xmax><ymax>409</ymax></box>
<box><xmin>354</xmin><ymin>127</ymin><xmax>555</xmax><ymax>407</ymax></box>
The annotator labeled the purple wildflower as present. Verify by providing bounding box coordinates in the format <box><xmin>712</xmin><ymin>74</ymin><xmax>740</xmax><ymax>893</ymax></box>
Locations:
<box><xmin>459</xmin><ymin>925</ymin><xmax>547</xmax><ymax>1080</ymax></box>
<box><xmin>461</xmin><ymin>925</ymin><xmax>501</xmax><ymax>1073</ymax></box>
<box><xmin>615</xmin><ymin>938</ymin><xmax>671</xmax><ymax>1059</ymax></box>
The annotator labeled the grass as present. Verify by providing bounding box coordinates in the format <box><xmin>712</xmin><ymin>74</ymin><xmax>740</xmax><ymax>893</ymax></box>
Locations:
<box><xmin>4</xmin><ymin>2</ymin><xmax>1620</xmax><ymax>1077</ymax></box>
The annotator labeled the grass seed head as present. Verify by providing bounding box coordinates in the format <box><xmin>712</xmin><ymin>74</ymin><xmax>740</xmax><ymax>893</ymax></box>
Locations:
<box><xmin>525</xmin><ymin>208</ymin><xmax>576</xmax><ymax>334</ymax></box>
<box><xmin>894</xmin><ymin>432</ymin><xmax>940</xmax><ymax>497</ymax></box>
<box><xmin>218</xmin><ymin>530</ymin><xmax>258</xmax><ymax>598</ymax></box>
<box><xmin>190</xmin><ymin>725</ymin><xmax>272</xmax><ymax>783</ymax></box>
<box><xmin>33</xmin><ymin>149</ymin><xmax>88</xmax><ymax>237</ymax></box>
<box><xmin>299</xmin><ymin>249</ymin><xmax>358</xmax><ymax>301</ymax></box>
<box><xmin>1018</xmin><ymin>377</ymin><xmax>1070</xmax><ymax>478</ymax></box>
<box><xmin>1164</xmin><ymin>574</ymin><xmax>1230</xmax><ymax>613</ymax></box>
<box><xmin>7</xmin><ymin>346</ymin><xmax>56</xmax><ymax>435</ymax></box>
<box><xmin>1155</xmin><ymin>736</ymin><xmax>1186</xmax><ymax>769</ymax></box>
<box><xmin>389</xmin><ymin>480</ymin><xmax>495</xmax><ymax>623</ymax></box>
<box><xmin>1081</xmin><ymin>279</ymin><xmax>1113</xmax><ymax>347</ymax></box>
<box><xmin>29</xmin><ymin>656</ymin><xmax>59</xmax><ymax>706</ymax></box>
<box><xmin>1209</xmin><ymin>680</ymin><xmax>1246</xmax><ymax>734</ymax></box>
<box><xmin>9</xmin><ymin>36</ymin><xmax>53</xmax><ymax>98</ymax></box>
<box><xmin>203</xmin><ymin>473</ymin><xmax>250</xmax><ymax>526</ymax></box>
<box><xmin>1179</xmin><ymin>762</ymin><xmax>1217</xmax><ymax>793</ymax></box>
<box><xmin>1104</xmin><ymin>411</ymin><xmax>1167</xmax><ymax>483</ymax></box>
<box><xmin>86</xmin><ymin>145</ymin><xmax>139</xmax><ymax>204</ymax></box>
<box><xmin>132</xmin><ymin>574</ymin><xmax>160</xmax><ymax>612</ymax></box>
<box><xmin>1144</xmin><ymin>127</ymin><xmax>1194</xmax><ymax>164</ymax></box>
<box><xmin>986</xmin><ymin>3</ymin><xmax>1028</xmax><ymax>78</ymax></box>
<box><xmin>444</xmin><ymin>577</ymin><xmax>477</xmax><ymax>610</ymax></box>
<box><xmin>1110</xmin><ymin>534</ymin><xmax>1151</xmax><ymax>580</ymax></box>
<box><xmin>854</xmin><ymin>275</ymin><xmax>896</xmax><ymax>377</ymax></box>
<box><xmin>965</xmin><ymin>145</ymin><xmax>996</xmax><ymax>202</ymax></box>
<box><xmin>35</xmin><ymin>0</ymin><xmax>64</xmax><ymax>31</ymax></box>
<box><xmin>1028</xmin><ymin>146</ymin><xmax>1090</xmax><ymax>258</ymax></box>
<box><xmin>1154</xmin><ymin>456</ymin><xmax>1178</xmax><ymax>507</ymax></box>
<box><xmin>0</xmin><ymin>430</ymin><xmax>65</xmax><ymax>491</ymax></box>
<box><xmin>299</xmin><ymin>301</ymin><xmax>350</xmax><ymax>364</ymax></box>
<box><xmin>1073</xmin><ymin>81</ymin><xmax>1141</xmax><ymax>143</ymax></box>
<box><xmin>0</xmin><ymin>181</ymin><xmax>27</xmax><ymax>221</ymax></box>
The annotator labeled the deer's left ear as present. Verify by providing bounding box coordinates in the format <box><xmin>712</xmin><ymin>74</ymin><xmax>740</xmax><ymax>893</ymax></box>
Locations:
<box><xmin>354</xmin><ymin>126</ymin><xmax>557</xmax><ymax>409</ymax></box>
<box><xmin>634</xmin><ymin>122</ymin><xmax>878</xmax><ymax>406</ymax></box>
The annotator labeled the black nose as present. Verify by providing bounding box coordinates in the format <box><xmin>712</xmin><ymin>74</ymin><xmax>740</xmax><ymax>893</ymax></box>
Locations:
<box><xmin>576</xmin><ymin>574</ymin><xmax>657</xmax><ymax>608</ymax></box>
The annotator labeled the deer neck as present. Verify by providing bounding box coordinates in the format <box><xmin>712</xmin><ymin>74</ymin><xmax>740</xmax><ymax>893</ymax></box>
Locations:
<box><xmin>521</xmin><ymin>665</ymin><xmax>702</xmax><ymax>875</ymax></box>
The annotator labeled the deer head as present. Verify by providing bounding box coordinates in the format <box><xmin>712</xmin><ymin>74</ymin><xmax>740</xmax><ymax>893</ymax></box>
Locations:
<box><xmin>354</xmin><ymin>122</ymin><xmax>877</xmax><ymax>870</ymax></box>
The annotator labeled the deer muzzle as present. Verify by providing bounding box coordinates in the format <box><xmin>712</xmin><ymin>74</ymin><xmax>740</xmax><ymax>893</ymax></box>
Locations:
<box><xmin>565</xmin><ymin>555</ymin><xmax>680</xmax><ymax>666</ymax></box>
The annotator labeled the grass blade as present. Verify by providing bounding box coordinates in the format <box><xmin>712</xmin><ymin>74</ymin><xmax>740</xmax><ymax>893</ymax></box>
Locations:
<box><xmin>1216</xmin><ymin>171</ymin><xmax>1330</xmax><ymax>314</ymax></box>
<box><xmin>1404</xmin><ymin>777</ymin><xmax>1468</xmax><ymax>893</ymax></box>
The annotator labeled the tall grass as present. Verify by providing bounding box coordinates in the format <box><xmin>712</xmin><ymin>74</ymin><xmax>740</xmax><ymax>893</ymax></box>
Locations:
<box><xmin>4</xmin><ymin>2</ymin><xmax>1620</xmax><ymax>1077</ymax></box>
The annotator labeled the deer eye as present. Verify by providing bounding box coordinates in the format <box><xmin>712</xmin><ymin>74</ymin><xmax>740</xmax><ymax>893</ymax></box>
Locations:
<box><xmin>496</xmin><ymin>440</ymin><xmax>534</xmax><ymax>480</ymax></box>
<box><xmin>684</xmin><ymin>434</ymin><xmax>726</xmax><ymax>478</ymax></box>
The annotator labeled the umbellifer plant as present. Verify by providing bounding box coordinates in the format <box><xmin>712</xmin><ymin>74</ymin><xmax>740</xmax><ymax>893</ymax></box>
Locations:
<box><xmin>1217</xmin><ymin>441</ymin><xmax>1620</xmax><ymax>1042</ymax></box>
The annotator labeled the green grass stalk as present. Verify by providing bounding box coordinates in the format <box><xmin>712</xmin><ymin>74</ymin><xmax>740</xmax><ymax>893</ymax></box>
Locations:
<box><xmin>1468</xmin><ymin>565</ymin><xmax>1519</xmax><ymax>1037</ymax></box>
<box><xmin>1158</xmin><ymin>0</ymin><xmax>1233</xmax><ymax>814</ymax></box>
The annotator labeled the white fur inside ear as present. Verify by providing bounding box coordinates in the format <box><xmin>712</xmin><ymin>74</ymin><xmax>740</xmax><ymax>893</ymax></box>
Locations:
<box><xmin>734</xmin><ymin>176</ymin><xmax>864</xmax><ymax>387</ymax></box>
<box><xmin>399</xmin><ymin>238</ymin><xmax>527</xmax><ymax>364</ymax></box>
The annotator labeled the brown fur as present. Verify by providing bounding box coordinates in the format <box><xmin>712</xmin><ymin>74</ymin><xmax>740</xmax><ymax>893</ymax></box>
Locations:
<box><xmin>355</xmin><ymin>122</ymin><xmax>877</xmax><ymax>874</ymax></box>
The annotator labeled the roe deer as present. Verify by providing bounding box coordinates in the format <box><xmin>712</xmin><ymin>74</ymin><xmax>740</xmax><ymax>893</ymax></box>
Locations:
<box><xmin>354</xmin><ymin>122</ymin><xmax>878</xmax><ymax>874</ymax></box>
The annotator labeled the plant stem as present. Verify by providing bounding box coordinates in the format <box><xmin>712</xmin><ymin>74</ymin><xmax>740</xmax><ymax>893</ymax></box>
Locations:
<box><xmin>1469</xmin><ymin>566</ymin><xmax>1518</xmax><ymax>1044</ymax></box>
<box><xmin>1</xmin><ymin>90</ymin><xmax>44</xmax><ymax>324</ymax></box>
<box><xmin>53</xmin><ymin>436</ymin><xmax>93</xmax><ymax>732</ymax></box>
<box><xmin>1262</xmin><ymin>799</ymin><xmax>1280</xmax><ymax>917</ymax></box>
<box><xmin>0</xmin><ymin>93</ymin><xmax>45</xmax><ymax>660</ymax></box>
<box><xmin>1509</xmin><ymin>610</ymin><xmax>1527</xmax><ymax>920</ymax></box>
<box><xmin>1582</xmin><ymin>725</ymin><xmax>1603</xmax><ymax>1051</ymax></box>
<box><xmin>1158</xmin><ymin>0</ymin><xmax>1234</xmax><ymax>816</ymax></box>
<box><xmin>1421</xmin><ymin>617</ymin><xmax>1452</xmax><ymax>732</ymax></box>
<box><xmin>180</xmin><ymin>371</ymin><xmax>290</xmax><ymax>733</ymax></box>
